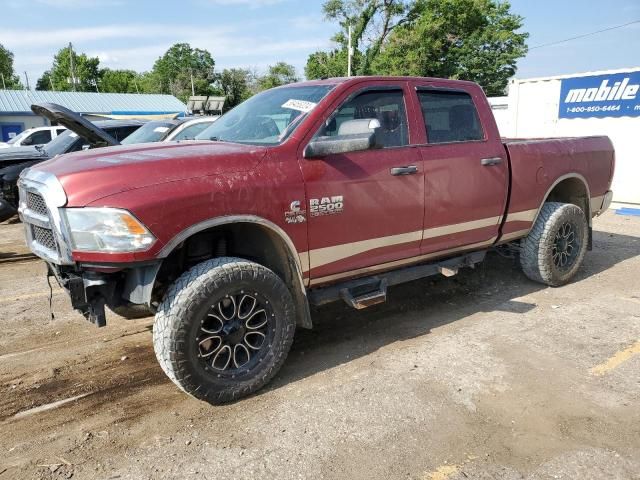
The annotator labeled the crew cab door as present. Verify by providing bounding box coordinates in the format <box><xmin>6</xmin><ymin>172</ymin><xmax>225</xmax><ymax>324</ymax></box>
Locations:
<box><xmin>299</xmin><ymin>83</ymin><xmax>424</xmax><ymax>285</ymax></box>
<box><xmin>411</xmin><ymin>81</ymin><xmax>509</xmax><ymax>254</ymax></box>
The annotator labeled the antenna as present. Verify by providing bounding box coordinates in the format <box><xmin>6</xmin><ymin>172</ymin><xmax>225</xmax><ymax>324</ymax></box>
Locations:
<box><xmin>68</xmin><ymin>42</ymin><xmax>77</xmax><ymax>91</ymax></box>
<box><xmin>347</xmin><ymin>24</ymin><xmax>353</xmax><ymax>77</ymax></box>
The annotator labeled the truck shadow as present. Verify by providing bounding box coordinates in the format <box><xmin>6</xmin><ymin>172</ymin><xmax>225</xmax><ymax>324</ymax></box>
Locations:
<box><xmin>265</xmin><ymin>228</ymin><xmax>640</xmax><ymax>393</ymax></box>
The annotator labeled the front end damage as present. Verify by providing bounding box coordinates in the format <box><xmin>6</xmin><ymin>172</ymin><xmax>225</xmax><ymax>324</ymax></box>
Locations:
<box><xmin>46</xmin><ymin>262</ymin><xmax>160</xmax><ymax>327</ymax></box>
<box><xmin>17</xmin><ymin>168</ymin><xmax>159</xmax><ymax>327</ymax></box>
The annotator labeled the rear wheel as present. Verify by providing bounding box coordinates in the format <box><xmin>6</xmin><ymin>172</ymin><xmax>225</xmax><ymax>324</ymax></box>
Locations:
<box><xmin>520</xmin><ymin>202</ymin><xmax>588</xmax><ymax>286</ymax></box>
<box><xmin>152</xmin><ymin>257</ymin><xmax>296</xmax><ymax>404</ymax></box>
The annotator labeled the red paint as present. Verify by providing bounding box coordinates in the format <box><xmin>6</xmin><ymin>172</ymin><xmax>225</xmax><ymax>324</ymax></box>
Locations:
<box><xmin>33</xmin><ymin>76</ymin><xmax>615</xmax><ymax>285</ymax></box>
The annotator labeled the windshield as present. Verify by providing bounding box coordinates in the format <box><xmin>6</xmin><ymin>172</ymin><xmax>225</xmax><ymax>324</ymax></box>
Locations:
<box><xmin>43</xmin><ymin>130</ymin><xmax>81</xmax><ymax>156</ymax></box>
<box><xmin>121</xmin><ymin>121</ymin><xmax>176</xmax><ymax>145</ymax></box>
<box><xmin>7</xmin><ymin>130</ymin><xmax>29</xmax><ymax>145</ymax></box>
<box><xmin>195</xmin><ymin>85</ymin><xmax>334</xmax><ymax>145</ymax></box>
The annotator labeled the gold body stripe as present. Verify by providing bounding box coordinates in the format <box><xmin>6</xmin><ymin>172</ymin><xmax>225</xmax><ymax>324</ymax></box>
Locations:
<box><xmin>309</xmin><ymin>237</ymin><xmax>497</xmax><ymax>285</ymax></box>
<box><xmin>298</xmin><ymin>195</ymin><xmax>604</xmax><ymax>277</ymax></box>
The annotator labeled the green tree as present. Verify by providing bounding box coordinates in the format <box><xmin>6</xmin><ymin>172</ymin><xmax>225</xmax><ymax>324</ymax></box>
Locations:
<box><xmin>321</xmin><ymin>0</ymin><xmax>408</xmax><ymax>75</ymax></box>
<box><xmin>35</xmin><ymin>70</ymin><xmax>53</xmax><ymax>90</ymax></box>
<box><xmin>306</xmin><ymin>0</ymin><xmax>527</xmax><ymax>95</ymax></box>
<box><xmin>214</xmin><ymin>68</ymin><xmax>253</xmax><ymax>110</ymax></box>
<box><xmin>151</xmin><ymin>43</ymin><xmax>215</xmax><ymax>101</ymax></box>
<box><xmin>304</xmin><ymin>49</ymin><xmax>351</xmax><ymax>79</ymax></box>
<box><xmin>42</xmin><ymin>45</ymin><xmax>101</xmax><ymax>92</ymax></box>
<box><xmin>257</xmin><ymin>62</ymin><xmax>298</xmax><ymax>90</ymax></box>
<box><xmin>0</xmin><ymin>43</ymin><xmax>24</xmax><ymax>89</ymax></box>
<box><xmin>99</xmin><ymin>68</ymin><xmax>140</xmax><ymax>93</ymax></box>
<box><xmin>373</xmin><ymin>0</ymin><xmax>528</xmax><ymax>95</ymax></box>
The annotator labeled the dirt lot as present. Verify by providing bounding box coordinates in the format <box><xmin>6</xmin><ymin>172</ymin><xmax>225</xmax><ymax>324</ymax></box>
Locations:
<box><xmin>0</xmin><ymin>211</ymin><xmax>639</xmax><ymax>480</ymax></box>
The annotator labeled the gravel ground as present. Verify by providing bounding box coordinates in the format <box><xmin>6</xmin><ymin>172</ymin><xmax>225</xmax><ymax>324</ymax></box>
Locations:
<box><xmin>0</xmin><ymin>211</ymin><xmax>638</xmax><ymax>480</ymax></box>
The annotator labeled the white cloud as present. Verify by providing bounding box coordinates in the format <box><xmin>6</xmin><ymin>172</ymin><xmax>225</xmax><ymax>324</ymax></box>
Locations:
<box><xmin>8</xmin><ymin>17</ymin><xmax>332</xmax><ymax>85</ymax></box>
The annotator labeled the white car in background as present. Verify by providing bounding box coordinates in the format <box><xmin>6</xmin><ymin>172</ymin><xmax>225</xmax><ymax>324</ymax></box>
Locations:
<box><xmin>121</xmin><ymin>116</ymin><xmax>219</xmax><ymax>145</ymax></box>
<box><xmin>0</xmin><ymin>126</ymin><xmax>66</xmax><ymax>149</ymax></box>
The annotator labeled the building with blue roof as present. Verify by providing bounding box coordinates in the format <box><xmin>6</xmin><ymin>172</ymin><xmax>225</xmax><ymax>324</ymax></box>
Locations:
<box><xmin>0</xmin><ymin>90</ymin><xmax>187</xmax><ymax>141</ymax></box>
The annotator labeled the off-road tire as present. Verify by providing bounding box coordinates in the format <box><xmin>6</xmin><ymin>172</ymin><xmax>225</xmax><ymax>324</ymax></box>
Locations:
<box><xmin>152</xmin><ymin>257</ymin><xmax>296</xmax><ymax>404</ymax></box>
<box><xmin>110</xmin><ymin>303</ymin><xmax>153</xmax><ymax>319</ymax></box>
<box><xmin>520</xmin><ymin>202</ymin><xmax>588</xmax><ymax>286</ymax></box>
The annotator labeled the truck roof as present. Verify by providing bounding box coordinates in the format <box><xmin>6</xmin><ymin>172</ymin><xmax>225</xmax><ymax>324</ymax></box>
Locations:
<box><xmin>286</xmin><ymin>76</ymin><xmax>481</xmax><ymax>88</ymax></box>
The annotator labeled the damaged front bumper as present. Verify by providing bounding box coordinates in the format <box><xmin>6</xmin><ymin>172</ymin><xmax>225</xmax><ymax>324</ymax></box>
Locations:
<box><xmin>48</xmin><ymin>261</ymin><xmax>161</xmax><ymax>327</ymax></box>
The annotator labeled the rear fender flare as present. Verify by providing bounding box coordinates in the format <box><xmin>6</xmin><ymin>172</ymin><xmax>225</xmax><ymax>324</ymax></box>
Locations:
<box><xmin>531</xmin><ymin>173</ymin><xmax>592</xmax><ymax>228</ymax></box>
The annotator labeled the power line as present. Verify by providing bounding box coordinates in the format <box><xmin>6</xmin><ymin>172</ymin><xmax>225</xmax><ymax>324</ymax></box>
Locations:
<box><xmin>529</xmin><ymin>19</ymin><xmax>640</xmax><ymax>50</ymax></box>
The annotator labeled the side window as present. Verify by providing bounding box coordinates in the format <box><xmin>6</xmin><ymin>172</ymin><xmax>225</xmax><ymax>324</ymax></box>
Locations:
<box><xmin>316</xmin><ymin>89</ymin><xmax>408</xmax><ymax>148</ymax></box>
<box><xmin>112</xmin><ymin>126</ymin><xmax>140</xmax><ymax>141</ymax></box>
<box><xmin>418</xmin><ymin>90</ymin><xmax>484</xmax><ymax>144</ymax></box>
<box><xmin>172</xmin><ymin>122</ymin><xmax>212</xmax><ymax>140</ymax></box>
<box><xmin>29</xmin><ymin>130</ymin><xmax>52</xmax><ymax>145</ymax></box>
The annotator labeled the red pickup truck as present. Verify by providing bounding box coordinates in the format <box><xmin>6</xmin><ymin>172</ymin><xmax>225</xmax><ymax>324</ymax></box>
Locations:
<box><xmin>18</xmin><ymin>76</ymin><xmax>614</xmax><ymax>403</ymax></box>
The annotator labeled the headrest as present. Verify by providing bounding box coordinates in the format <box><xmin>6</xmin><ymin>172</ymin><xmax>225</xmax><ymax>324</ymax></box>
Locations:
<box><xmin>338</xmin><ymin>118</ymin><xmax>380</xmax><ymax>136</ymax></box>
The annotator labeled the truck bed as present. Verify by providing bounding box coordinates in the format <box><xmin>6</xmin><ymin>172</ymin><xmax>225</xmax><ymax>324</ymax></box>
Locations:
<box><xmin>500</xmin><ymin>135</ymin><xmax>615</xmax><ymax>242</ymax></box>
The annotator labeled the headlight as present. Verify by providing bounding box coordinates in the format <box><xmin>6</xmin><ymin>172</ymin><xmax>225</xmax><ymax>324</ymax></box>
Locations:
<box><xmin>63</xmin><ymin>207</ymin><xmax>156</xmax><ymax>253</ymax></box>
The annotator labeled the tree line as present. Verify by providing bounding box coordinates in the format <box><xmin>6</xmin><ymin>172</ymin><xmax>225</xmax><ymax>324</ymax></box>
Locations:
<box><xmin>0</xmin><ymin>0</ymin><xmax>528</xmax><ymax>108</ymax></box>
<box><xmin>0</xmin><ymin>42</ymin><xmax>298</xmax><ymax>111</ymax></box>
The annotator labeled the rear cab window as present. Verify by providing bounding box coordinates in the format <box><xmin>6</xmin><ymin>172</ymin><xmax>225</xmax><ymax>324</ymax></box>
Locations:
<box><xmin>417</xmin><ymin>89</ymin><xmax>484</xmax><ymax>144</ymax></box>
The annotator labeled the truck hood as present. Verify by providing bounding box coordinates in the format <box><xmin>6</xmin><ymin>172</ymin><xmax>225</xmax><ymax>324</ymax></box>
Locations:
<box><xmin>31</xmin><ymin>103</ymin><xmax>119</xmax><ymax>147</ymax></box>
<box><xmin>34</xmin><ymin>141</ymin><xmax>267</xmax><ymax>206</ymax></box>
<box><xmin>0</xmin><ymin>145</ymin><xmax>49</xmax><ymax>163</ymax></box>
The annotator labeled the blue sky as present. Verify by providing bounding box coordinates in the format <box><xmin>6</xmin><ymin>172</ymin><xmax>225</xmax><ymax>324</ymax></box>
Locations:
<box><xmin>1</xmin><ymin>0</ymin><xmax>639</xmax><ymax>88</ymax></box>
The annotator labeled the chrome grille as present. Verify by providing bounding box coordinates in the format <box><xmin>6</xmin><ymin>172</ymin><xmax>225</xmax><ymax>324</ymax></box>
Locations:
<box><xmin>18</xmin><ymin>170</ymin><xmax>72</xmax><ymax>265</ymax></box>
<box><xmin>32</xmin><ymin>225</ymin><xmax>57</xmax><ymax>252</ymax></box>
<box><xmin>26</xmin><ymin>191</ymin><xmax>48</xmax><ymax>216</ymax></box>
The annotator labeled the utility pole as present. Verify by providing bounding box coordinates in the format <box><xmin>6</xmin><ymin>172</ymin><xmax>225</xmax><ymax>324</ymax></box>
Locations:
<box><xmin>24</xmin><ymin>71</ymin><xmax>30</xmax><ymax>90</ymax></box>
<box><xmin>347</xmin><ymin>24</ymin><xmax>354</xmax><ymax>77</ymax></box>
<box><xmin>1</xmin><ymin>73</ymin><xmax>5</xmax><ymax>90</ymax></box>
<box><xmin>190</xmin><ymin>69</ymin><xmax>195</xmax><ymax>96</ymax></box>
<box><xmin>68</xmin><ymin>42</ymin><xmax>77</xmax><ymax>91</ymax></box>
<box><xmin>133</xmin><ymin>76</ymin><xmax>140</xmax><ymax>94</ymax></box>
<box><xmin>49</xmin><ymin>76</ymin><xmax>55</xmax><ymax>91</ymax></box>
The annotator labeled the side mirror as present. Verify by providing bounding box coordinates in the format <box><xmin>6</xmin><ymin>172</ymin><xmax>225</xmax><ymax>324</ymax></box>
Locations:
<box><xmin>303</xmin><ymin>118</ymin><xmax>380</xmax><ymax>159</ymax></box>
<box><xmin>81</xmin><ymin>144</ymin><xmax>91</xmax><ymax>151</ymax></box>
<box><xmin>21</xmin><ymin>137</ymin><xmax>33</xmax><ymax>145</ymax></box>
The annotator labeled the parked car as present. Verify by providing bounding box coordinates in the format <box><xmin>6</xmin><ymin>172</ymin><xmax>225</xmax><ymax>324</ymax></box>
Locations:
<box><xmin>0</xmin><ymin>103</ymin><xmax>143</xmax><ymax>221</ymax></box>
<box><xmin>18</xmin><ymin>77</ymin><xmax>614</xmax><ymax>404</ymax></box>
<box><xmin>121</xmin><ymin>116</ymin><xmax>218</xmax><ymax>145</ymax></box>
<box><xmin>0</xmin><ymin>126</ymin><xmax>67</xmax><ymax>149</ymax></box>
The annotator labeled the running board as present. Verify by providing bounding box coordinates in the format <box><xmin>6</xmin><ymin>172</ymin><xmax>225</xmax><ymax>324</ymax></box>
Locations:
<box><xmin>309</xmin><ymin>250</ymin><xmax>486</xmax><ymax>308</ymax></box>
<box><xmin>340</xmin><ymin>278</ymin><xmax>388</xmax><ymax>309</ymax></box>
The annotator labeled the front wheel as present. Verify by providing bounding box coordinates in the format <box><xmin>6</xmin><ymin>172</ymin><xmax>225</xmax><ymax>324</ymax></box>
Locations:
<box><xmin>153</xmin><ymin>257</ymin><xmax>296</xmax><ymax>404</ymax></box>
<box><xmin>519</xmin><ymin>202</ymin><xmax>588</xmax><ymax>286</ymax></box>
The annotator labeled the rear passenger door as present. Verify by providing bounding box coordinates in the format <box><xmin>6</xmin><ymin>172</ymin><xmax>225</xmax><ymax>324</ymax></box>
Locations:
<box><xmin>412</xmin><ymin>83</ymin><xmax>509</xmax><ymax>254</ymax></box>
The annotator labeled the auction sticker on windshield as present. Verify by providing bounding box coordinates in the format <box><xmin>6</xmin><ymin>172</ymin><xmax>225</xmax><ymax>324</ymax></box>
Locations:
<box><xmin>282</xmin><ymin>99</ymin><xmax>317</xmax><ymax>113</ymax></box>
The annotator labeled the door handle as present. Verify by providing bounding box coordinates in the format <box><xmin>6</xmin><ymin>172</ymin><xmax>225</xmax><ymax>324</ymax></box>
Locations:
<box><xmin>481</xmin><ymin>157</ymin><xmax>503</xmax><ymax>166</ymax></box>
<box><xmin>390</xmin><ymin>165</ymin><xmax>418</xmax><ymax>176</ymax></box>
